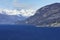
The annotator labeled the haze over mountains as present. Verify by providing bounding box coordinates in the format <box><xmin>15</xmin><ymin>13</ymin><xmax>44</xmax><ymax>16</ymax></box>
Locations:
<box><xmin>19</xmin><ymin>3</ymin><xmax>60</xmax><ymax>27</ymax></box>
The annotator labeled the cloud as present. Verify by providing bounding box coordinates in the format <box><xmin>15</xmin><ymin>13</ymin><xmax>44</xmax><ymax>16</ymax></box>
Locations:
<box><xmin>0</xmin><ymin>9</ymin><xmax>36</xmax><ymax>17</ymax></box>
<box><xmin>0</xmin><ymin>0</ymin><xmax>36</xmax><ymax>17</ymax></box>
<box><xmin>20</xmin><ymin>9</ymin><xmax>36</xmax><ymax>17</ymax></box>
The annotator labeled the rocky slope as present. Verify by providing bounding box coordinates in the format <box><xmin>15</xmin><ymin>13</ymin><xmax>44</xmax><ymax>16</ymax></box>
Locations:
<box><xmin>20</xmin><ymin>3</ymin><xmax>60</xmax><ymax>27</ymax></box>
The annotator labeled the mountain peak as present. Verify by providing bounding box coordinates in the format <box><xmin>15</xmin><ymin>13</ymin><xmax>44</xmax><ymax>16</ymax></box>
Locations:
<box><xmin>51</xmin><ymin>3</ymin><xmax>60</xmax><ymax>5</ymax></box>
<box><xmin>22</xmin><ymin>3</ymin><xmax>60</xmax><ymax>27</ymax></box>
<box><xmin>48</xmin><ymin>3</ymin><xmax>60</xmax><ymax>7</ymax></box>
<box><xmin>35</xmin><ymin>3</ymin><xmax>60</xmax><ymax>16</ymax></box>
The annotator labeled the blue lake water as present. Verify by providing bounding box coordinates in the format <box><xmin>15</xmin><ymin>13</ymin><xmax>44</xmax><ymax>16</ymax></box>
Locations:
<box><xmin>0</xmin><ymin>25</ymin><xmax>60</xmax><ymax>40</ymax></box>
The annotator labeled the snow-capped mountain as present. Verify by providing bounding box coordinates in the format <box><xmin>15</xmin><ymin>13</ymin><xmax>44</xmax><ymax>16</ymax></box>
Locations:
<box><xmin>0</xmin><ymin>9</ymin><xmax>36</xmax><ymax>24</ymax></box>
<box><xmin>0</xmin><ymin>9</ymin><xmax>36</xmax><ymax>17</ymax></box>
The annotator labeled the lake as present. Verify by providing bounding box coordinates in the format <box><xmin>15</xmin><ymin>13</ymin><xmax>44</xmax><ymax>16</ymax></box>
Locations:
<box><xmin>0</xmin><ymin>25</ymin><xmax>60</xmax><ymax>40</ymax></box>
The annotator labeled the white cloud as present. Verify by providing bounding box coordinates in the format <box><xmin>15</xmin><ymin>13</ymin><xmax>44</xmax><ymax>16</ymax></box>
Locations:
<box><xmin>0</xmin><ymin>9</ymin><xmax>36</xmax><ymax>17</ymax></box>
<box><xmin>20</xmin><ymin>9</ymin><xmax>36</xmax><ymax>17</ymax></box>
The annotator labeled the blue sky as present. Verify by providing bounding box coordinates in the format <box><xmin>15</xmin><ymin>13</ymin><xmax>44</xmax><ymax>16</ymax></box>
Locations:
<box><xmin>0</xmin><ymin>0</ymin><xmax>60</xmax><ymax>10</ymax></box>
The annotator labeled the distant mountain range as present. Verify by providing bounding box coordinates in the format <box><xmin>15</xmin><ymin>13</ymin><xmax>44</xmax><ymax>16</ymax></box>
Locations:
<box><xmin>0</xmin><ymin>13</ymin><xmax>26</xmax><ymax>24</ymax></box>
<box><xmin>0</xmin><ymin>9</ymin><xmax>35</xmax><ymax>24</ymax></box>
<box><xmin>18</xmin><ymin>3</ymin><xmax>60</xmax><ymax>27</ymax></box>
<box><xmin>0</xmin><ymin>3</ymin><xmax>60</xmax><ymax>27</ymax></box>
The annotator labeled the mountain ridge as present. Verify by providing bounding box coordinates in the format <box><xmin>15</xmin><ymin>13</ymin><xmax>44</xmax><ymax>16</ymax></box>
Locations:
<box><xmin>0</xmin><ymin>13</ymin><xmax>26</xmax><ymax>24</ymax></box>
<box><xmin>19</xmin><ymin>3</ymin><xmax>60</xmax><ymax>27</ymax></box>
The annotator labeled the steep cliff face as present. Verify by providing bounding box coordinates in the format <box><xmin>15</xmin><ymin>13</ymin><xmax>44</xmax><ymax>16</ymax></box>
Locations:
<box><xmin>23</xmin><ymin>3</ymin><xmax>60</xmax><ymax>27</ymax></box>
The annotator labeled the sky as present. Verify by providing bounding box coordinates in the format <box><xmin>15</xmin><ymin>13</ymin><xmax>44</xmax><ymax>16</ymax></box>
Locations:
<box><xmin>0</xmin><ymin>0</ymin><xmax>60</xmax><ymax>17</ymax></box>
<box><xmin>0</xmin><ymin>0</ymin><xmax>60</xmax><ymax>10</ymax></box>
